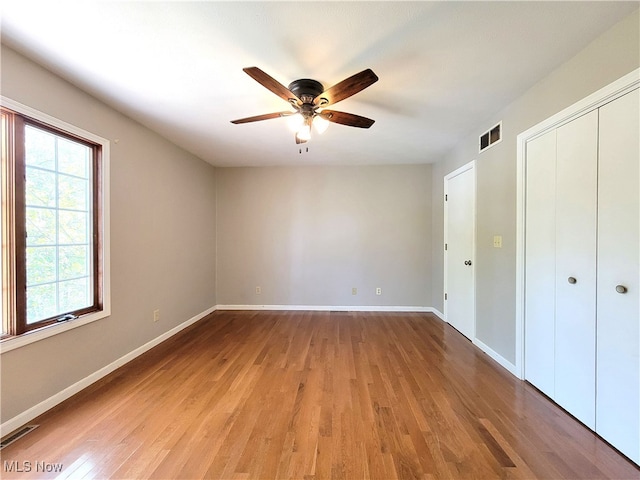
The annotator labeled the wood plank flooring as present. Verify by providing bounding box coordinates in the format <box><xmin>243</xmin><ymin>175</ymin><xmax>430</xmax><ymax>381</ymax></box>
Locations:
<box><xmin>1</xmin><ymin>311</ymin><xmax>638</xmax><ymax>479</ymax></box>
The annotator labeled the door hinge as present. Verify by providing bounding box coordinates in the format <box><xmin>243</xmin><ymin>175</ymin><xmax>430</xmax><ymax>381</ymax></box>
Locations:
<box><xmin>444</xmin><ymin>243</ymin><xmax>448</xmax><ymax>251</ymax></box>
<box><xmin>445</xmin><ymin>293</ymin><xmax>448</xmax><ymax>300</ymax></box>
<box><xmin>445</xmin><ymin>194</ymin><xmax>448</xmax><ymax>201</ymax></box>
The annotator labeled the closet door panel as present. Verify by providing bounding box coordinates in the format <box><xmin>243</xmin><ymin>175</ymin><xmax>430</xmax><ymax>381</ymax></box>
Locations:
<box><xmin>524</xmin><ymin>130</ymin><xmax>557</xmax><ymax>396</ymax></box>
<box><xmin>554</xmin><ymin>111</ymin><xmax>598</xmax><ymax>429</ymax></box>
<box><xmin>597</xmin><ymin>88</ymin><xmax>640</xmax><ymax>464</ymax></box>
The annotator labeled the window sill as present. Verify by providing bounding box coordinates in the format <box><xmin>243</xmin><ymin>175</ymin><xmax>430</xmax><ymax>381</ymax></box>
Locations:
<box><xmin>0</xmin><ymin>308</ymin><xmax>110</xmax><ymax>354</ymax></box>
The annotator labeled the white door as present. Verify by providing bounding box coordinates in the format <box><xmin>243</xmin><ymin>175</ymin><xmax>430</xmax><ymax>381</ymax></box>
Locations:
<box><xmin>524</xmin><ymin>130</ymin><xmax>557</xmax><ymax>397</ymax></box>
<box><xmin>596</xmin><ymin>88</ymin><xmax>640</xmax><ymax>464</ymax></box>
<box><xmin>524</xmin><ymin>110</ymin><xmax>599</xmax><ymax>427</ymax></box>
<box><xmin>445</xmin><ymin>162</ymin><xmax>475</xmax><ymax>340</ymax></box>
<box><xmin>554</xmin><ymin>110</ymin><xmax>598</xmax><ymax>428</ymax></box>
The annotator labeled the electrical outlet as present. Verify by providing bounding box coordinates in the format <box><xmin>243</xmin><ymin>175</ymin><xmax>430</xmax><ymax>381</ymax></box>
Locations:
<box><xmin>153</xmin><ymin>309</ymin><xmax>160</xmax><ymax>322</ymax></box>
<box><xmin>352</xmin><ymin>287</ymin><xmax>357</xmax><ymax>295</ymax></box>
<box><xmin>493</xmin><ymin>235</ymin><xmax>503</xmax><ymax>248</ymax></box>
<box><xmin>255</xmin><ymin>286</ymin><xmax>261</xmax><ymax>295</ymax></box>
<box><xmin>376</xmin><ymin>287</ymin><xmax>382</xmax><ymax>296</ymax></box>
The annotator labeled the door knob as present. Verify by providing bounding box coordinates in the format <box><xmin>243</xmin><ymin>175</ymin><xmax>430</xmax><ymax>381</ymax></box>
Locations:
<box><xmin>464</xmin><ymin>260</ymin><xmax>472</xmax><ymax>266</ymax></box>
<box><xmin>568</xmin><ymin>277</ymin><xmax>577</xmax><ymax>284</ymax></box>
<box><xmin>615</xmin><ymin>285</ymin><xmax>628</xmax><ymax>294</ymax></box>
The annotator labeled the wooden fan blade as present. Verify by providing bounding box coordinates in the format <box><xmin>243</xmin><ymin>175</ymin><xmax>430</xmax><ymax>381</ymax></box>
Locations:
<box><xmin>319</xmin><ymin>110</ymin><xmax>375</xmax><ymax>128</ymax></box>
<box><xmin>230</xmin><ymin>112</ymin><xmax>292</xmax><ymax>124</ymax></box>
<box><xmin>243</xmin><ymin>67</ymin><xmax>301</xmax><ymax>105</ymax></box>
<box><xmin>314</xmin><ymin>69</ymin><xmax>378</xmax><ymax>106</ymax></box>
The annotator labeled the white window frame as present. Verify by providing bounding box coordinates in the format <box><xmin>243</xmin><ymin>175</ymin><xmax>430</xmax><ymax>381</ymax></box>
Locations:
<box><xmin>0</xmin><ymin>96</ymin><xmax>110</xmax><ymax>353</ymax></box>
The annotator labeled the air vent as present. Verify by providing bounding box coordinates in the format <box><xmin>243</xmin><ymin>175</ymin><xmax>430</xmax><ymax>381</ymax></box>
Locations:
<box><xmin>479</xmin><ymin>122</ymin><xmax>502</xmax><ymax>152</ymax></box>
<box><xmin>0</xmin><ymin>425</ymin><xmax>39</xmax><ymax>449</ymax></box>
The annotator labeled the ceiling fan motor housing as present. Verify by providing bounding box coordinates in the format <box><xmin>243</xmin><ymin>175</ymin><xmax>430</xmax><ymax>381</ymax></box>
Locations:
<box><xmin>288</xmin><ymin>79</ymin><xmax>325</xmax><ymax>105</ymax></box>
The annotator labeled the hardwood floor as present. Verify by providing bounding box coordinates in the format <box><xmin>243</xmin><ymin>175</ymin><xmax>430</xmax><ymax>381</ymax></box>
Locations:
<box><xmin>1</xmin><ymin>311</ymin><xmax>638</xmax><ymax>479</ymax></box>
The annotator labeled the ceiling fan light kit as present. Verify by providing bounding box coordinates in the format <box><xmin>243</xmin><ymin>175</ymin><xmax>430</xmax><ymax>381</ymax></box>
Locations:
<box><xmin>231</xmin><ymin>67</ymin><xmax>378</xmax><ymax>146</ymax></box>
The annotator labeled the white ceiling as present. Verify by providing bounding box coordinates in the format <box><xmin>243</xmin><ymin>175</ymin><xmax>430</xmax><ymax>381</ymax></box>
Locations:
<box><xmin>1</xmin><ymin>1</ymin><xmax>637</xmax><ymax>167</ymax></box>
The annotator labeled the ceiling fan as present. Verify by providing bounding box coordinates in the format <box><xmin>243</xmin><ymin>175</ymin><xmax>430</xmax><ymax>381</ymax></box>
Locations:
<box><xmin>231</xmin><ymin>67</ymin><xmax>378</xmax><ymax>144</ymax></box>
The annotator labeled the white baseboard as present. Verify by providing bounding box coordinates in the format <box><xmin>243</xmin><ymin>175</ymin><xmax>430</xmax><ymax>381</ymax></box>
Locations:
<box><xmin>0</xmin><ymin>305</ymin><xmax>216</xmax><ymax>437</ymax></box>
<box><xmin>216</xmin><ymin>304</ymin><xmax>432</xmax><ymax>313</ymax></box>
<box><xmin>428</xmin><ymin>307</ymin><xmax>445</xmax><ymax>320</ymax></box>
<box><xmin>473</xmin><ymin>337</ymin><xmax>518</xmax><ymax>377</ymax></box>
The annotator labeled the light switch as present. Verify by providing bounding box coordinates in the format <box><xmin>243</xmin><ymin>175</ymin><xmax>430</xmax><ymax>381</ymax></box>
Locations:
<box><xmin>493</xmin><ymin>235</ymin><xmax>503</xmax><ymax>248</ymax></box>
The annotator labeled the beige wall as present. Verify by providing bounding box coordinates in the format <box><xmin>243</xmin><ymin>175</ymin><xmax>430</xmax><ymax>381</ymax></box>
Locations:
<box><xmin>216</xmin><ymin>165</ymin><xmax>432</xmax><ymax>307</ymax></box>
<box><xmin>0</xmin><ymin>45</ymin><xmax>218</xmax><ymax>423</ymax></box>
<box><xmin>431</xmin><ymin>9</ymin><xmax>640</xmax><ymax>365</ymax></box>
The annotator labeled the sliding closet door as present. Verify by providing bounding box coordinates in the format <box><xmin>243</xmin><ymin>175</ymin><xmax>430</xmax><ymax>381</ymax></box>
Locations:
<box><xmin>596</xmin><ymin>88</ymin><xmax>640</xmax><ymax>464</ymax></box>
<box><xmin>553</xmin><ymin>111</ymin><xmax>598</xmax><ymax>428</ymax></box>
<box><xmin>524</xmin><ymin>130</ymin><xmax>556</xmax><ymax>397</ymax></box>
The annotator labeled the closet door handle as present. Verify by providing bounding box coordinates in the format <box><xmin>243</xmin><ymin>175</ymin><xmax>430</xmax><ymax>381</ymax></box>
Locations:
<box><xmin>615</xmin><ymin>285</ymin><xmax>628</xmax><ymax>294</ymax></box>
<box><xmin>568</xmin><ymin>277</ymin><xmax>577</xmax><ymax>284</ymax></box>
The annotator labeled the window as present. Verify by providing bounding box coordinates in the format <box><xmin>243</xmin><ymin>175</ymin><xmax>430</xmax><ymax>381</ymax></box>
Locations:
<box><xmin>1</xmin><ymin>98</ymin><xmax>109</xmax><ymax>348</ymax></box>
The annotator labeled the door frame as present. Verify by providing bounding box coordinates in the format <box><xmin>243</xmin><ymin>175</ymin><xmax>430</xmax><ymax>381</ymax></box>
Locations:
<box><xmin>515</xmin><ymin>68</ymin><xmax>639</xmax><ymax>380</ymax></box>
<box><xmin>444</xmin><ymin>160</ymin><xmax>476</xmax><ymax>339</ymax></box>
